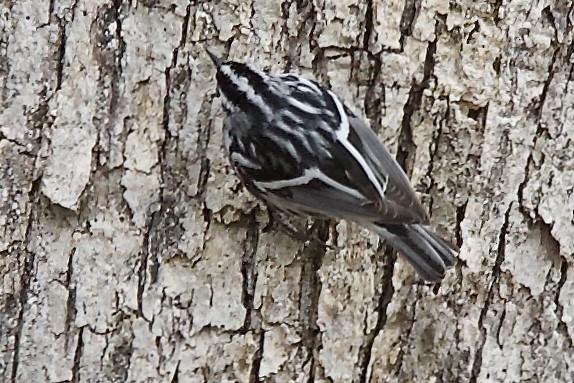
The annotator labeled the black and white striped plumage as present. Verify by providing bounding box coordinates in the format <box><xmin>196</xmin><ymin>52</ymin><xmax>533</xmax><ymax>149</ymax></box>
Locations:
<box><xmin>206</xmin><ymin>49</ymin><xmax>456</xmax><ymax>282</ymax></box>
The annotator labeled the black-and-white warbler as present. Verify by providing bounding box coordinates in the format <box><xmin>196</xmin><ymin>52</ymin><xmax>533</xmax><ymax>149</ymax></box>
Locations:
<box><xmin>206</xmin><ymin>48</ymin><xmax>457</xmax><ymax>282</ymax></box>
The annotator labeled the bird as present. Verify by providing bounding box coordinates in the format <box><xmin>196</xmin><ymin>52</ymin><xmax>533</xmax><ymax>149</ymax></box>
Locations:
<box><xmin>205</xmin><ymin>48</ymin><xmax>457</xmax><ymax>282</ymax></box>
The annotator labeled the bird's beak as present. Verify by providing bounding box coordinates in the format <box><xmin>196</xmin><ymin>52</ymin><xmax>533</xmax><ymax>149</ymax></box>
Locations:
<box><xmin>205</xmin><ymin>47</ymin><xmax>223</xmax><ymax>68</ymax></box>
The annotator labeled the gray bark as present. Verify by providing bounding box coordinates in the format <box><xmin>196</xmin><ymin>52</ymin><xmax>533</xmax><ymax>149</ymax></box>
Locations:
<box><xmin>1</xmin><ymin>0</ymin><xmax>573</xmax><ymax>382</ymax></box>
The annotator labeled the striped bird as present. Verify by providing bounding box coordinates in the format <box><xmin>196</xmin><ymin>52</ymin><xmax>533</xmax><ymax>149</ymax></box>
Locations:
<box><xmin>206</xmin><ymin>48</ymin><xmax>457</xmax><ymax>282</ymax></box>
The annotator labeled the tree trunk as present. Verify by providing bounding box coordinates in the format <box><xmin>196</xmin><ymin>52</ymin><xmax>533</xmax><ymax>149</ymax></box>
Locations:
<box><xmin>1</xmin><ymin>1</ymin><xmax>573</xmax><ymax>382</ymax></box>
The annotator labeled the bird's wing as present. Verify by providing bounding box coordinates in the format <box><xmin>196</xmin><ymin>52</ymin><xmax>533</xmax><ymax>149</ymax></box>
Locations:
<box><xmin>344</xmin><ymin>113</ymin><xmax>430</xmax><ymax>224</ymax></box>
<box><xmin>224</xmin><ymin>103</ymin><xmax>429</xmax><ymax>225</ymax></box>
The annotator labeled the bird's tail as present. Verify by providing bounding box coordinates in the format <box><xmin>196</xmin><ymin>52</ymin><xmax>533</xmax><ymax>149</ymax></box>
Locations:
<box><xmin>368</xmin><ymin>223</ymin><xmax>457</xmax><ymax>282</ymax></box>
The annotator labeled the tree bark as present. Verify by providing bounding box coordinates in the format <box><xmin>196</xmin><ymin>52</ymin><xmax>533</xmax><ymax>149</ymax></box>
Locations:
<box><xmin>1</xmin><ymin>1</ymin><xmax>573</xmax><ymax>382</ymax></box>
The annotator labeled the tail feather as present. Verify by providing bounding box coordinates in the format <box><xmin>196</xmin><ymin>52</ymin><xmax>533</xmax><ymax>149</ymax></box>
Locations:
<box><xmin>368</xmin><ymin>223</ymin><xmax>457</xmax><ymax>282</ymax></box>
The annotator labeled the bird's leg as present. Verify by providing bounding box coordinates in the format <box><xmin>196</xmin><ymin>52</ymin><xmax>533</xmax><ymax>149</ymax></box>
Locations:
<box><xmin>263</xmin><ymin>206</ymin><xmax>337</xmax><ymax>250</ymax></box>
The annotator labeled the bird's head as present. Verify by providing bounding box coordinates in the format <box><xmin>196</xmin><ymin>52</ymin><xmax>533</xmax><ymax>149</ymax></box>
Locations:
<box><xmin>205</xmin><ymin>48</ymin><xmax>270</xmax><ymax>115</ymax></box>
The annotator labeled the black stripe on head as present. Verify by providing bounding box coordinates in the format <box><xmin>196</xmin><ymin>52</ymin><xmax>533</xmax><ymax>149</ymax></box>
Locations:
<box><xmin>230</xmin><ymin>62</ymin><xmax>286</xmax><ymax>110</ymax></box>
<box><xmin>229</xmin><ymin>62</ymin><xmax>266</xmax><ymax>89</ymax></box>
<box><xmin>215</xmin><ymin>63</ymin><xmax>264</xmax><ymax>117</ymax></box>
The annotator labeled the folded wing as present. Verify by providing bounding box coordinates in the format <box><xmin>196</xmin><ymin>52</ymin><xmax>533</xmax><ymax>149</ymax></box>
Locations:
<box><xmin>224</xmin><ymin>104</ymin><xmax>429</xmax><ymax>228</ymax></box>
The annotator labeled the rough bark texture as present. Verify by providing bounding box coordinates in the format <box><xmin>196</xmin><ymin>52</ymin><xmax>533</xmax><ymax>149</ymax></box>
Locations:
<box><xmin>1</xmin><ymin>1</ymin><xmax>573</xmax><ymax>382</ymax></box>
